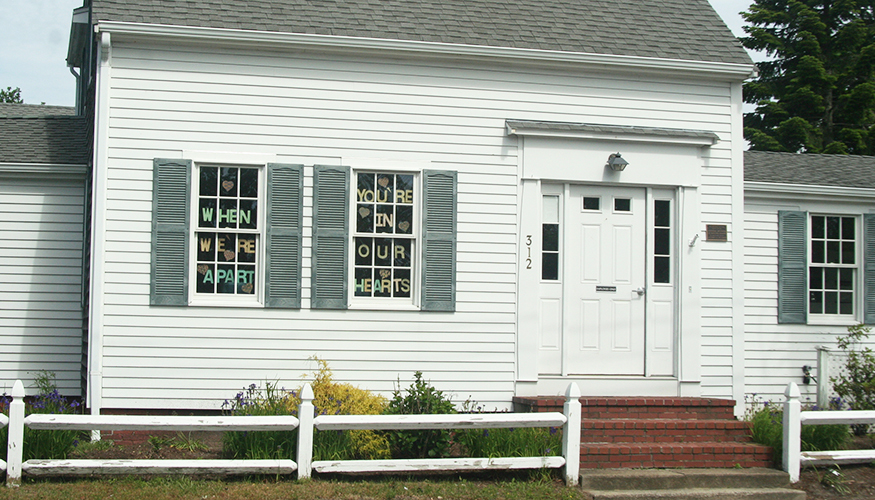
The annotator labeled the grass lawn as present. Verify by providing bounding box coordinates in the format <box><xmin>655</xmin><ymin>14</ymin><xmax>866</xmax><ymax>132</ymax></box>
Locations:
<box><xmin>0</xmin><ymin>475</ymin><xmax>585</xmax><ymax>500</ymax></box>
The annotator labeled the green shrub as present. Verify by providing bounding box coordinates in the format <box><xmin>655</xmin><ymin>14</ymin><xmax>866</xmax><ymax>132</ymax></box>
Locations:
<box><xmin>745</xmin><ymin>400</ymin><xmax>849</xmax><ymax>462</ymax></box>
<box><xmin>831</xmin><ymin>324</ymin><xmax>875</xmax><ymax>435</ymax></box>
<box><xmin>0</xmin><ymin>371</ymin><xmax>84</xmax><ymax>462</ymax></box>
<box><xmin>222</xmin><ymin>358</ymin><xmax>389</xmax><ymax>461</ymax></box>
<box><xmin>384</xmin><ymin>371</ymin><xmax>455</xmax><ymax>458</ymax></box>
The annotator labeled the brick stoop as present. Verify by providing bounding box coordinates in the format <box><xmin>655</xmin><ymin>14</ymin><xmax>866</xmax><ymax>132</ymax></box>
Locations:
<box><xmin>512</xmin><ymin>396</ymin><xmax>773</xmax><ymax>469</ymax></box>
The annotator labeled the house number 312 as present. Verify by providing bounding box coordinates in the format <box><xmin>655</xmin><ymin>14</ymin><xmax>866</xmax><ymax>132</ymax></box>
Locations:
<box><xmin>525</xmin><ymin>235</ymin><xmax>532</xmax><ymax>270</ymax></box>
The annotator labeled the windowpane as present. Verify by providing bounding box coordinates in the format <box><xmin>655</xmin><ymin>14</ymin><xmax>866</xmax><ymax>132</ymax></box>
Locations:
<box><xmin>827</xmin><ymin>241</ymin><xmax>840</xmax><ymax>264</ymax></box>
<box><xmin>374</xmin><ymin>238</ymin><xmax>392</xmax><ymax>267</ymax></box>
<box><xmin>654</xmin><ymin>256</ymin><xmax>670</xmax><ymax>284</ymax></box>
<box><xmin>811</xmin><ymin>240</ymin><xmax>825</xmax><ymax>263</ymax></box>
<box><xmin>357</xmin><ymin>204</ymin><xmax>375</xmax><ymax>232</ymax></box>
<box><xmin>394</xmin><ymin>268</ymin><xmax>412</xmax><ymax>298</ymax></box>
<box><xmin>809</xmin><ymin>267</ymin><xmax>823</xmax><ymax>290</ymax></box>
<box><xmin>811</xmin><ymin>216</ymin><xmax>825</xmax><ymax>239</ymax></box>
<box><xmin>376</xmin><ymin>204</ymin><xmax>394</xmax><ymax>234</ymax></box>
<box><xmin>218</xmin><ymin>199</ymin><xmax>238</xmax><ymax>229</ymax></box>
<box><xmin>542</xmin><ymin>253</ymin><xmax>558</xmax><ymax>280</ymax></box>
<box><xmin>220</xmin><ymin>168</ymin><xmax>238</xmax><ymax>197</ymax></box>
<box><xmin>355</xmin><ymin>237</ymin><xmax>373</xmax><ymax>266</ymax></box>
<box><xmin>842</xmin><ymin>241</ymin><xmax>855</xmax><ymax>264</ymax></box>
<box><xmin>238</xmin><ymin>200</ymin><xmax>257</xmax><ymax>229</ymax></box>
<box><xmin>840</xmin><ymin>292</ymin><xmax>853</xmax><ymax>315</ymax></box>
<box><xmin>840</xmin><ymin>268</ymin><xmax>854</xmax><ymax>290</ymax></box>
<box><xmin>199</xmin><ymin>167</ymin><xmax>217</xmax><ymax>196</ymax></box>
<box><xmin>394</xmin><ymin>239</ymin><xmax>412</xmax><ymax>267</ymax></box>
<box><xmin>237</xmin><ymin>235</ymin><xmax>256</xmax><ymax>263</ymax></box>
<box><xmin>654</xmin><ymin>200</ymin><xmax>670</xmax><ymax>227</ymax></box>
<box><xmin>583</xmin><ymin>197</ymin><xmax>600</xmax><ymax>210</ymax></box>
<box><xmin>374</xmin><ymin>268</ymin><xmax>392</xmax><ymax>297</ymax></box>
<box><xmin>216</xmin><ymin>264</ymin><xmax>235</xmax><ymax>293</ymax></box>
<box><xmin>614</xmin><ymin>198</ymin><xmax>631</xmax><ymax>212</ymax></box>
<box><xmin>825</xmin><ymin>291</ymin><xmax>838</xmax><ymax>314</ymax></box>
<box><xmin>196</xmin><ymin>264</ymin><xmax>215</xmax><ymax>293</ymax></box>
<box><xmin>810</xmin><ymin>291</ymin><xmax>823</xmax><ymax>314</ymax></box>
<box><xmin>543</xmin><ymin>195</ymin><xmax>559</xmax><ymax>223</ymax></box>
<box><xmin>238</xmin><ymin>264</ymin><xmax>255</xmax><ymax>294</ymax></box>
<box><xmin>543</xmin><ymin>224</ymin><xmax>559</xmax><ymax>252</ymax></box>
<box><xmin>354</xmin><ymin>267</ymin><xmax>372</xmax><ymax>297</ymax></box>
<box><xmin>654</xmin><ymin>228</ymin><xmax>670</xmax><ymax>256</ymax></box>
<box><xmin>396</xmin><ymin>175</ymin><xmax>414</xmax><ymax>204</ymax></box>
<box><xmin>239</xmin><ymin>168</ymin><xmax>258</xmax><ymax>198</ymax></box>
<box><xmin>842</xmin><ymin>217</ymin><xmax>855</xmax><ymax>239</ymax></box>
<box><xmin>199</xmin><ymin>198</ymin><xmax>217</xmax><ymax>228</ymax></box>
<box><xmin>825</xmin><ymin>267</ymin><xmax>838</xmax><ymax>290</ymax></box>
<box><xmin>827</xmin><ymin>216</ymin><xmax>841</xmax><ymax>239</ymax></box>
<box><xmin>396</xmin><ymin>205</ymin><xmax>413</xmax><ymax>234</ymax></box>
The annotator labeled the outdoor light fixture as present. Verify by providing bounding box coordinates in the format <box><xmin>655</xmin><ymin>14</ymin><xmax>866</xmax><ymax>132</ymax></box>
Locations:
<box><xmin>607</xmin><ymin>153</ymin><xmax>628</xmax><ymax>171</ymax></box>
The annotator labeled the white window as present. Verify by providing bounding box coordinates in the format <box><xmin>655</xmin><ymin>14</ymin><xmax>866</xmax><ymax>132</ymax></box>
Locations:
<box><xmin>809</xmin><ymin>214</ymin><xmax>857</xmax><ymax>318</ymax></box>
<box><xmin>352</xmin><ymin>171</ymin><xmax>417</xmax><ymax>300</ymax></box>
<box><xmin>194</xmin><ymin>165</ymin><xmax>262</xmax><ymax>297</ymax></box>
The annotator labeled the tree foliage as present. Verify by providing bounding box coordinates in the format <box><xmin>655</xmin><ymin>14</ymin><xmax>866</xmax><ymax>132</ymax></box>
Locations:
<box><xmin>742</xmin><ymin>1</ymin><xmax>875</xmax><ymax>153</ymax></box>
<box><xmin>0</xmin><ymin>86</ymin><xmax>22</xmax><ymax>104</ymax></box>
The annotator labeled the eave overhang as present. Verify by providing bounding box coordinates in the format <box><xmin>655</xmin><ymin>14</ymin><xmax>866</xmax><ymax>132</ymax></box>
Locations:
<box><xmin>94</xmin><ymin>21</ymin><xmax>757</xmax><ymax>81</ymax></box>
<box><xmin>506</xmin><ymin>120</ymin><xmax>720</xmax><ymax>146</ymax></box>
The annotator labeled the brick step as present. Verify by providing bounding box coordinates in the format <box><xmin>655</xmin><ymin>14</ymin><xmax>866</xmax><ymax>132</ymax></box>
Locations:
<box><xmin>579</xmin><ymin>442</ymin><xmax>773</xmax><ymax>469</ymax></box>
<box><xmin>581</xmin><ymin>419</ymin><xmax>753</xmax><ymax>443</ymax></box>
<box><xmin>578</xmin><ymin>398</ymin><xmax>736</xmax><ymax>421</ymax></box>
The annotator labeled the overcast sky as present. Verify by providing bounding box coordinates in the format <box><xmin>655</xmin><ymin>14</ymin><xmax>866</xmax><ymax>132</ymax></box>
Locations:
<box><xmin>0</xmin><ymin>0</ymin><xmax>758</xmax><ymax>107</ymax></box>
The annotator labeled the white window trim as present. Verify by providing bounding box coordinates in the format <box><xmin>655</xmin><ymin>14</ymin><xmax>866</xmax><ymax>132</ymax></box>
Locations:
<box><xmin>807</xmin><ymin>213</ymin><xmax>861</xmax><ymax>326</ymax></box>
<box><xmin>347</xmin><ymin>166</ymin><xmax>422</xmax><ymax>310</ymax></box>
<box><xmin>187</xmin><ymin>161</ymin><xmax>267</xmax><ymax>307</ymax></box>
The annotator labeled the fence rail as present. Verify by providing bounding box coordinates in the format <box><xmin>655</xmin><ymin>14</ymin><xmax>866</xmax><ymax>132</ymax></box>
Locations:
<box><xmin>4</xmin><ymin>380</ymin><xmax>582</xmax><ymax>487</ymax></box>
<box><xmin>782</xmin><ymin>381</ymin><xmax>875</xmax><ymax>482</ymax></box>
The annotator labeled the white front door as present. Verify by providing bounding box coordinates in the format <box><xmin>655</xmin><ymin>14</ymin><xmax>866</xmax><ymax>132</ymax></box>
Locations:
<box><xmin>564</xmin><ymin>185</ymin><xmax>646</xmax><ymax>375</ymax></box>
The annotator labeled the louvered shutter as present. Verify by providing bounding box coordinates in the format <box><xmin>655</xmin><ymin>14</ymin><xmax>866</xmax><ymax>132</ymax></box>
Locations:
<box><xmin>264</xmin><ymin>164</ymin><xmax>303</xmax><ymax>308</ymax></box>
<box><xmin>778</xmin><ymin>210</ymin><xmax>807</xmax><ymax>324</ymax></box>
<box><xmin>421</xmin><ymin>170</ymin><xmax>457</xmax><ymax>312</ymax></box>
<box><xmin>150</xmin><ymin>158</ymin><xmax>191</xmax><ymax>306</ymax></box>
<box><xmin>865</xmin><ymin>214</ymin><xmax>875</xmax><ymax>324</ymax></box>
<box><xmin>312</xmin><ymin>165</ymin><xmax>349</xmax><ymax>309</ymax></box>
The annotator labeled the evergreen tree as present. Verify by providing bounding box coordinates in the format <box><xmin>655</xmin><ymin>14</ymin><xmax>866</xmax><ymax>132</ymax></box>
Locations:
<box><xmin>0</xmin><ymin>87</ymin><xmax>22</xmax><ymax>104</ymax></box>
<box><xmin>742</xmin><ymin>1</ymin><xmax>875</xmax><ymax>154</ymax></box>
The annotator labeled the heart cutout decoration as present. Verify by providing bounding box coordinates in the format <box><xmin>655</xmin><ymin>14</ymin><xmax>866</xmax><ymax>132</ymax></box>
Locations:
<box><xmin>222</xmin><ymin>180</ymin><xmax>235</xmax><ymax>192</ymax></box>
<box><xmin>378</xmin><ymin>177</ymin><xmax>390</xmax><ymax>188</ymax></box>
<box><xmin>197</xmin><ymin>264</ymin><xmax>208</xmax><ymax>275</ymax></box>
<box><xmin>224</xmin><ymin>250</ymin><xmax>235</xmax><ymax>261</ymax></box>
<box><xmin>241</xmin><ymin>283</ymin><xmax>254</xmax><ymax>294</ymax></box>
<box><xmin>358</xmin><ymin>207</ymin><xmax>371</xmax><ymax>218</ymax></box>
<box><xmin>398</xmin><ymin>221</ymin><xmax>410</xmax><ymax>232</ymax></box>
<box><xmin>380</xmin><ymin>269</ymin><xmax>391</xmax><ymax>279</ymax></box>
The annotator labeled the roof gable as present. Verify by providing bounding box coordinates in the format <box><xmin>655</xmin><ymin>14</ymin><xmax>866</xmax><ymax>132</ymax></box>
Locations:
<box><xmin>91</xmin><ymin>0</ymin><xmax>752</xmax><ymax>66</ymax></box>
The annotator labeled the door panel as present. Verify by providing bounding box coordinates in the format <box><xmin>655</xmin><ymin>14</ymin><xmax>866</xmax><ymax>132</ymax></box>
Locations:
<box><xmin>565</xmin><ymin>186</ymin><xmax>646</xmax><ymax>375</ymax></box>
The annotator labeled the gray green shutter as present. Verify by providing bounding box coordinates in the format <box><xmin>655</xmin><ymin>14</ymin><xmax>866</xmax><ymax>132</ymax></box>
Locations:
<box><xmin>150</xmin><ymin>158</ymin><xmax>191</xmax><ymax>306</ymax></box>
<box><xmin>264</xmin><ymin>164</ymin><xmax>303</xmax><ymax>308</ymax></box>
<box><xmin>865</xmin><ymin>214</ymin><xmax>875</xmax><ymax>324</ymax></box>
<box><xmin>421</xmin><ymin>170</ymin><xmax>457</xmax><ymax>312</ymax></box>
<box><xmin>778</xmin><ymin>210</ymin><xmax>807</xmax><ymax>324</ymax></box>
<box><xmin>312</xmin><ymin>165</ymin><xmax>349</xmax><ymax>309</ymax></box>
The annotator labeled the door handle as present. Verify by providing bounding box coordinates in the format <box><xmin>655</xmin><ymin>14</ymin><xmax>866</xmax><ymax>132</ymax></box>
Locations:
<box><xmin>635</xmin><ymin>287</ymin><xmax>646</xmax><ymax>296</ymax></box>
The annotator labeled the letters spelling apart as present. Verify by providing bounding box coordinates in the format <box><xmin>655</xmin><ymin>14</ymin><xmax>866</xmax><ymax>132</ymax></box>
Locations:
<box><xmin>201</xmin><ymin>268</ymin><xmax>254</xmax><ymax>285</ymax></box>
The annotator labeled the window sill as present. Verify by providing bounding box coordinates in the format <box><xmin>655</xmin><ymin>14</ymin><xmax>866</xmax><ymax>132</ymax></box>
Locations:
<box><xmin>347</xmin><ymin>301</ymin><xmax>420</xmax><ymax>312</ymax></box>
<box><xmin>188</xmin><ymin>297</ymin><xmax>264</xmax><ymax>308</ymax></box>
<box><xmin>807</xmin><ymin>316</ymin><xmax>860</xmax><ymax>327</ymax></box>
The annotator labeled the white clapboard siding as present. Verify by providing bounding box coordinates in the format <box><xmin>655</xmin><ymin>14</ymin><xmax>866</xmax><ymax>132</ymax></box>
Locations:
<box><xmin>93</xmin><ymin>38</ymin><xmax>741</xmax><ymax>409</ymax></box>
<box><xmin>743</xmin><ymin>199</ymin><xmax>875</xmax><ymax>404</ymax></box>
<box><xmin>0</xmin><ymin>178</ymin><xmax>84</xmax><ymax>396</ymax></box>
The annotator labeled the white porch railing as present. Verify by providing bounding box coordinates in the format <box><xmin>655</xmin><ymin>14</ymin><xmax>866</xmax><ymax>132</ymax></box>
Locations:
<box><xmin>5</xmin><ymin>380</ymin><xmax>582</xmax><ymax>487</ymax></box>
<box><xmin>782</xmin><ymin>382</ymin><xmax>875</xmax><ymax>482</ymax></box>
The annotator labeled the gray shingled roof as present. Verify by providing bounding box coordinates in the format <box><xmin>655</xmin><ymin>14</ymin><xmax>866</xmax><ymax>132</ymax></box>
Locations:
<box><xmin>745</xmin><ymin>150</ymin><xmax>875</xmax><ymax>190</ymax></box>
<box><xmin>0</xmin><ymin>105</ymin><xmax>89</xmax><ymax>165</ymax></box>
<box><xmin>91</xmin><ymin>0</ymin><xmax>752</xmax><ymax>66</ymax></box>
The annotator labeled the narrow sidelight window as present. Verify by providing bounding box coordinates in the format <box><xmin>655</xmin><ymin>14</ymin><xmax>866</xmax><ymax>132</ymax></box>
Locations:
<box><xmin>542</xmin><ymin>195</ymin><xmax>560</xmax><ymax>280</ymax></box>
<box><xmin>653</xmin><ymin>199</ymin><xmax>671</xmax><ymax>284</ymax></box>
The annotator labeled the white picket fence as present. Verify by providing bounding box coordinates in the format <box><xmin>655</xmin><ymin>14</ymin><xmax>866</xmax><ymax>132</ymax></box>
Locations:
<box><xmin>4</xmin><ymin>380</ymin><xmax>581</xmax><ymax>487</ymax></box>
<box><xmin>782</xmin><ymin>381</ymin><xmax>875</xmax><ymax>482</ymax></box>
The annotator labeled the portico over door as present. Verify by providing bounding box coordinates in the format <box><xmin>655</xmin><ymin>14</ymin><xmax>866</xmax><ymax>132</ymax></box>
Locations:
<box><xmin>538</xmin><ymin>184</ymin><xmax>676</xmax><ymax>378</ymax></box>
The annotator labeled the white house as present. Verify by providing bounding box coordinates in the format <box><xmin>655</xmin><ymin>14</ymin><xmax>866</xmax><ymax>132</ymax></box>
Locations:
<box><xmin>744</xmin><ymin>150</ymin><xmax>875</xmax><ymax>405</ymax></box>
<box><xmin>0</xmin><ymin>104</ymin><xmax>89</xmax><ymax>396</ymax></box>
<box><xmin>52</xmin><ymin>0</ymin><xmax>759</xmax><ymax>415</ymax></box>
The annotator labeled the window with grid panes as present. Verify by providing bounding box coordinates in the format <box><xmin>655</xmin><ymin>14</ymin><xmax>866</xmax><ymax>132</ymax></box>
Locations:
<box><xmin>809</xmin><ymin>215</ymin><xmax>857</xmax><ymax>316</ymax></box>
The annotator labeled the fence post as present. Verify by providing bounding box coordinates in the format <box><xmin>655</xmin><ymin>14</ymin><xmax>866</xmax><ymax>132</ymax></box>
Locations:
<box><xmin>783</xmin><ymin>382</ymin><xmax>802</xmax><ymax>483</ymax></box>
<box><xmin>562</xmin><ymin>382</ymin><xmax>581</xmax><ymax>487</ymax></box>
<box><xmin>6</xmin><ymin>380</ymin><xmax>24</xmax><ymax>487</ymax></box>
<box><xmin>816</xmin><ymin>346</ymin><xmax>830</xmax><ymax>409</ymax></box>
<box><xmin>296</xmin><ymin>383</ymin><xmax>314</xmax><ymax>480</ymax></box>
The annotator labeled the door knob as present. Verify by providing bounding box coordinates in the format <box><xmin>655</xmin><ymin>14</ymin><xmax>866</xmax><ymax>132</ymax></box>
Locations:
<box><xmin>635</xmin><ymin>287</ymin><xmax>646</xmax><ymax>296</ymax></box>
